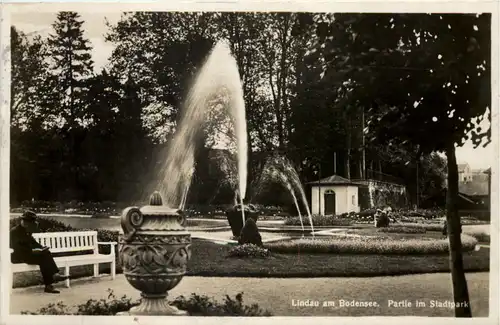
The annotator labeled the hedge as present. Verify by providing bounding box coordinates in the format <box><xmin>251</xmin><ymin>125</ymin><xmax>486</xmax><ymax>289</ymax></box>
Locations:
<box><xmin>265</xmin><ymin>234</ymin><xmax>478</xmax><ymax>255</ymax></box>
<box><xmin>284</xmin><ymin>215</ymin><xmax>354</xmax><ymax>227</ymax></box>
<box><xmin>21</xmin><ymin>289</ymin><xmax>272</xmax><ymax>316</ymax></box>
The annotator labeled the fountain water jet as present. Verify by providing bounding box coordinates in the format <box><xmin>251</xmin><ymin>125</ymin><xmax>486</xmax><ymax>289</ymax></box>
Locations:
<box><xmin>260</xmin><ymin>161</ymin><xmax>313</xmax><ymax>235</ymax></box>
<box><xmin>290</xmin><ymin>188</ymin><xmax>305</xmax><ymax>232</ymax></box>
<box><xmin>149</xmin><ymin>40</ymin><xmax>248</xmax><ymax>215</ymax></box>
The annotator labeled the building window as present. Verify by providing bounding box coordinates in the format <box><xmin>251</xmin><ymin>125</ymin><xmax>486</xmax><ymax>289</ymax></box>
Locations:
<box><xmin>352</xmin><ymin>195</ymin><xmax>356</xmax><ymax>205</ymax></box>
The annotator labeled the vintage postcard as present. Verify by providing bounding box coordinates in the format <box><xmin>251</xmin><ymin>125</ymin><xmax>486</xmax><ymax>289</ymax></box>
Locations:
<box><xmin>0</xmin><ymin>1</ymin><xmax>498</xmax><ymax>325</ymax></box>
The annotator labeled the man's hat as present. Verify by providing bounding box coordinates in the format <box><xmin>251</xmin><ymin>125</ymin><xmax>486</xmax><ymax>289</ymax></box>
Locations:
<box><xmin>21</xmin><ymin>210</ymin><xmax>37</xmax><ymax>222</ymax></box>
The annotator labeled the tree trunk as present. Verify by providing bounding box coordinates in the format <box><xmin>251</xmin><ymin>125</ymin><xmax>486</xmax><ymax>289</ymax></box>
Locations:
<box><xmin>359</xmin><ymin>158</ymin><xmax>363</xmax><ymax>179</ymax></box>
<box><xmin>346</xmin><ymin>116</ymin><xmax>351</xmax><ymax>179</ymax></box>
<box><xmin>445</xmin><ymin>144</ymin><xmax>472</xmax><ymax>317</ymax></box>
<box><xmin>378</xmin><ymin>159</ymin><xmax>382</xmax><ymax>181</ymax></box>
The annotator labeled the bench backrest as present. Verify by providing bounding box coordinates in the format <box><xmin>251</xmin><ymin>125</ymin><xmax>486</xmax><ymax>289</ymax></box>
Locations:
<box><xmin>33</xmin><ymin>231</ymin><xmax>99</xmax><ymax>254</ymax></box>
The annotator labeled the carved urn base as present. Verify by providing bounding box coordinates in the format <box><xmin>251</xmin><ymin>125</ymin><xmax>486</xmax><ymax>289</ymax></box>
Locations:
<box><xmin>118</xmin><ymin>192</ymin><xmax>192</xmax><ymax>316</ymax></box>
<box><xmin>117</xmin><ymin>293</ymin><xmax>187</xmax><ymax>316</ymax></box>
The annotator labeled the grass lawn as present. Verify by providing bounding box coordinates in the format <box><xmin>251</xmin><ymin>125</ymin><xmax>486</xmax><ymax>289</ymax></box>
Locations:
<box><xmin>12</xmin><ymin>238</ymin><xmax>490</xmax><ymax>288</ymax></box>
<box><xmin>186</xmin><ymin>239</ymin><xmax>489</xmax><ymax>277</ymax></box>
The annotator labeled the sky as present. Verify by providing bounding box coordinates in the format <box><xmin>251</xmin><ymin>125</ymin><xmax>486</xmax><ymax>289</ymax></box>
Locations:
<box><xmin>11</xmin><ymin>11</ymin><xmax>496</xmax><ymax>170</ymax></box>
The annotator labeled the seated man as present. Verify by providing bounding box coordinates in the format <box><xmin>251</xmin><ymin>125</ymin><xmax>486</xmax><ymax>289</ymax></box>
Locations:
<box><xmin>10</xmin><ymin>211</ymin><xmax>69</xmax><ymax>293</ymax></box>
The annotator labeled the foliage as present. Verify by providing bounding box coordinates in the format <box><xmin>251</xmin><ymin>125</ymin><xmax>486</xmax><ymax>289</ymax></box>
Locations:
<box><xmin>10</xmin><ymin>27</ymin><xmax>49</xmax><ymax>128</ymax></box>
<box><xmin>377</xmin><ymin>226</ymin><xmax>427</xmax><ymax>234</ymax></box>
<box><xmin>173</xmin><ymin>292</ymin><xmax>272</xmax><ymax>316</ymax></box>
<box><xmin>266</xmin><ymin>234</ymin><xmax>478</xmax><ymax>255</ymax></box>
<box><xmin>11</xmin><ymin>200</ymin><xmax>121</xmax><ymax>215</ymax></box>
<box><xmin>393</xmin><ymin>223</ymin><xmax>443</xmax><ymax>232</ymax></box>
<box><xmin>227</xmin><ymin>244</ymin><xmax>271</xmax><ymax>258</ymax></box>
<box><xmin>75</xmin><ymin>289</ymin><xmax>138</xmax><ymax>315</ymax></box>
<box><xmin>462</xmin><ymin>229</ymin><xmax>490</xmax><ymax>243</ymax></box>
<box><xmin>10</xmin><ymin>215</ymin><xmax>73</xmax><ymax>232</ymax></box>
<box><xmin>284</xmin><ymin>215</ymin><xmax>354</xmax><ymax>226</ymax></box>
<box><xmin>46</xmin><ymin>11</ymin><xmax>94</xmax><ymax>128</ymax></box>
<box><xmin>21</xmin><ymin>290</ymin><xmax>272</xmax><ymax>316</ymax></box>
<box><xmin>11</xmin><ymin>12</ymin><xmax>454</xmax><ymax>207</ymax></box>
<box><xmin>308</xmin><ymin>13</ymin><xmax>490</xmax><ymax>316</ymax></box>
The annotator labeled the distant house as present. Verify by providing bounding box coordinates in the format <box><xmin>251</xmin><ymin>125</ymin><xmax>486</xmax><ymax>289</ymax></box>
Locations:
<box><xmin>459</xmin><ymin>168</ymin><xmax>489</xmax><ymax>201</ymax></box>
<box><xmin>458</xmin><ymin>163</ymin><xmax>473</xmax><ymax>183</ymax></box>
<box><xmin>422</xmin><ymin>166</ymin><xmax>491</xmax><ymax>219</ymax></box>
<box><xmin>308</xmin><ymin>175</ymin><xmax>363</xmax><ymax>215</ymax></box>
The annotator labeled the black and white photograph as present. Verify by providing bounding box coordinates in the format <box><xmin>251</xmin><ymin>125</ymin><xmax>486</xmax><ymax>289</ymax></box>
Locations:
<box><xmin>1</xmin><ymin>1</ymin><xmax>497</xmax><ymax>322</ymax></box>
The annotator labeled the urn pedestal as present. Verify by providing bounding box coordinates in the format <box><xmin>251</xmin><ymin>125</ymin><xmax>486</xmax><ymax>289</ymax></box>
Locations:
<box><xmin>118</xmin><ymin>192</ymin><xmax>191</xmax><ymax>315</ymax></box>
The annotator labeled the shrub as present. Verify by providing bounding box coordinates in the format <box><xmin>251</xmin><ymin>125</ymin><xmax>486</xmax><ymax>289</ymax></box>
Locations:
<box><xmin>172</xmin><ymin>292</ymin><xmax>272</xmax><ymax>316</ymax></box>
<box><xmin>21</xmin><ymin>290</ymin><xmax>272</xmax><ymax>316</ymax></box>
<box><xmin>377</xmin><ymin>226</ymin><xmax>426</xmax><ymax>234</ymax></box>
<box><xmin>266</xmin><ymin>234</ymin><xmax>478</xmax><ymax>255</ymax></box>
<box><xmin>10</xmin><ymin>216</ymin><xmax>73</xmax><ymax>232</ymax></box>
<box><xmin>284</xmin><ymin>215</ymin><xmax>353</xmax><ymax>227</ymax></box>
<box><xmin>394</xmin><ymin>223</ymin><xmax>444</xmax><ymax>232</ymax></box>
<box><xmin>227</xmin><ymin>244</ymin><xmax>271</xmax><ymax>258</ymax></box>
<box><xmin>12</xmin><ymin>200</ymin><xmax>123</xmax><ymax>216</ymax></box>
<box><xmin>75</xmin><ymin>290</ymin><xmax>138</xmax><ymax>315</ymax></box>
<box><xmin>463</xmin><ymin>229</ymin><xmax>490</xmax><ymax>243</ymax></box>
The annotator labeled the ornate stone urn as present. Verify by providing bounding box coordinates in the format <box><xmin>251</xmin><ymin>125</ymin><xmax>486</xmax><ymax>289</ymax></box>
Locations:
<box><xmin>118</xmin><ymin>191</ymin><xmax>191</xmax><ymax>315</ymax></box>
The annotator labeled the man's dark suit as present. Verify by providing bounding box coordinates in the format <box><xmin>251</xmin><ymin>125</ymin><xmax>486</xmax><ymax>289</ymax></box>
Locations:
<box><xmin>10</xmin><ymin>225</ymin><xmax>59</xmax><ymax>285</ymax></box>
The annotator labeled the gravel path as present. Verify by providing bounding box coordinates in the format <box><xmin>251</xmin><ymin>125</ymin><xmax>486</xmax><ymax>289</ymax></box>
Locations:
<box><xmin>10</xmin><ymin>272</ymin><xmax>489</xmax><ymax>317</ymax></box>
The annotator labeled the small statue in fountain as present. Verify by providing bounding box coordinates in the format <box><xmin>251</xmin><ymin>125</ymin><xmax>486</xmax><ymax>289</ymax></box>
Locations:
<box><xmin>225</xmin><ymin>203</ymin><xmax>260</xmax><ymax>238</ymax></box>
<box><xmin>374</xmin><ymin>208</ymin><xmax>390</xmax><ymax>228</ymax></box>
<box><xmin>238</xmin><ymin>218</ymin><xmax>263</xmax><ymax>247</ymax></box>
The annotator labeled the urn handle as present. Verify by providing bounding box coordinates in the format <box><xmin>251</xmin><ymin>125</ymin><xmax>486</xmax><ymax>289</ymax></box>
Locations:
<box><xmin>121</xmin><ymin>207</ymin><xmax>143</xmax><ymax>242</ymax></box>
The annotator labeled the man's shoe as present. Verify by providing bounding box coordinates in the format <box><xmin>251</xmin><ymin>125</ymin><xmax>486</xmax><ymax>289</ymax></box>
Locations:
<box><xmin>44</xmin><ymin>285</ymin><xmax>60</xmax><ymax>294</ymax></box>
<box><xmin>53</xmin><ymin>274</ymin><xmax>69</xmax><ymax>283</ymax></box>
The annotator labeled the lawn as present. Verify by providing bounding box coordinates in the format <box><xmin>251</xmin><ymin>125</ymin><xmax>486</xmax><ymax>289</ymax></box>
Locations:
<box><xmin>11</xmin><ymin>237</ymin><xmax>490</xmax><ymax>288</ymax></box>
<box><xmin>185</xmin><ymin>239</ymin><xmax>489</xmax><ymax>277</ymax></box>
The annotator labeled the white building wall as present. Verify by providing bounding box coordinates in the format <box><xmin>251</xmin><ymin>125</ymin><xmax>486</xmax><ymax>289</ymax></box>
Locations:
<box><xmin>311</xmin><ymin>185</ymin><xmax>360</xmax><ymax>216</ymax></box>
<box><xmin>346</xmin><ymin>185</ymin><xmax>361</xmax><ymax>214</ymax></box>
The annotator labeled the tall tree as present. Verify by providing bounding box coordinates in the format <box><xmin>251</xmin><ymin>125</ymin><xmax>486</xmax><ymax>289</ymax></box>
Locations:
<box><xmin>46</xmin><ymin>11</ymin><xmax>94</xmax><ymax>128</ymax></box>
<box><xmin>46</xmin><ymin>11</ymin><xmax>95</xmax><ymax>199</ymax></box>
<box><xmin>10</xmin><ymin>26</ymin><xmax>52</xmax><ymax>203</ymax></box>
<box><xmin>312</xmin><ymin>13</ymin><xmax>490</xmax><ymax>317</ymax></box>
<box><xmin>10</xmin><ymin>27</ymin><xmax>50</xmax><ymax>129</ymax></box>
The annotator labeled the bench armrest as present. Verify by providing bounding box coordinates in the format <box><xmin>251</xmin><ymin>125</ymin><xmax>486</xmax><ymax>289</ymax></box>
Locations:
<box><xmin>97</xmin><ymin>242</ymin><xmax>117</xmax><ymax>256</ymax></box>
<box><xmin>98</xmin><ymin>241</ymin><xmax>118</xmax><ymax>246</ymax></box>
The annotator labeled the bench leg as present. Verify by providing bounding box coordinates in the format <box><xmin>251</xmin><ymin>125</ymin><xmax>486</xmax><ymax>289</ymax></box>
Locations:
<box><xmin>93</xmin><ymin>264</ymin><xmax>99</xmax><ymax>278</ymax></box>
<box><xmin>64</xmin><ymin>266</ymin><xmax>70</xmax><ymax>288</ymax></box>
<box><xmin>111</xmin><ymin>260</ymin><xmax>116</xmax><ymax>280</ymax></box>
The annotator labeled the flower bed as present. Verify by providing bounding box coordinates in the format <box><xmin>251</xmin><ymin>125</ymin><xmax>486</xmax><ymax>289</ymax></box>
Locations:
<box><xmin>11</xmin><ymin>200</ymin><xmax>122</xmax><ymax>217</ymax></box>
<box><xmin>21</xmin><ymin>290</ymin><xmax>272</xmax><ymax>316</ymax></box>
<box><xmin>377</xmin><ymin>226</ymin><xmax>427</xmax><ymax>234</ymax></box>
<box><xmin>227</xmin><ymin>244</ymin><xmax>271</xmax><ymax>258</ymax></box>
<box><xmin>265</xmin><ymin>234</ymin><xmax>478</xmax><ymax>255</ymax></box>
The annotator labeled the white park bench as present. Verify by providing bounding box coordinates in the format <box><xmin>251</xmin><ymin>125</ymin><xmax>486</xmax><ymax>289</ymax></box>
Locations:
<box><xmin>10</xmin><ymin>231</ymin><xmax>117</xmax><ymax>288</ymax></box>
